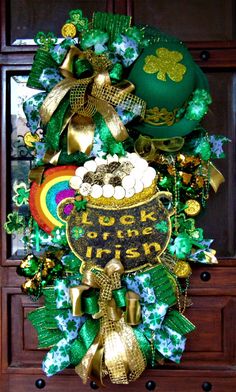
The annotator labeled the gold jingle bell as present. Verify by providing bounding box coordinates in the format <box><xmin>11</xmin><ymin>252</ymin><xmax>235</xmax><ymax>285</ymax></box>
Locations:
<box><xmin>174</xmin><ymin>260</ymin><xmax>192</xmax><ymax>278</ymax></box>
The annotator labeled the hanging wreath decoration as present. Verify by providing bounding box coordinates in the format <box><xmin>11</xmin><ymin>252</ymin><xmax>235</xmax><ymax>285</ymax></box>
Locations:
<box><xmin>5</xmin><ymin>8</ymin><xmax>228</xmax><ymax>386</ymax></box>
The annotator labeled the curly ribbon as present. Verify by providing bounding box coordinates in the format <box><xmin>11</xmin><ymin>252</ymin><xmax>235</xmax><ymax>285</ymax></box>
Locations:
<box><xmin>39</xmin><ymin>46</ymin><xmax>146</xmax><ymax>156</ymax></box>
<box><xmin>70</xmin><ymin>259</ymin><xmax>145</xmax><ymax>385</ymax></box>
<box><xmin>135</xmin><ymin>134</ymin><xmax>185</xmax><ymax>157</ymax></box>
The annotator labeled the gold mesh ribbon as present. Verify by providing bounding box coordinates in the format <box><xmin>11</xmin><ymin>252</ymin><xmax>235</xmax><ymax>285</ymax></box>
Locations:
<box><xmin>70</xmin><ymin>259</ymin><xmax>145</xmax><ymax>385</ymax></box>
<box><xmin>39</xmin><ymin>46</ymin><xmax>146</xmax><ymax>155</ymax></box>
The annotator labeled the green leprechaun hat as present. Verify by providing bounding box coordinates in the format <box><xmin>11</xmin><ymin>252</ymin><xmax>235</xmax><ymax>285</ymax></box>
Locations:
<box><xmin>128</xmin><ymin>39</ymin><xmax>212</xmax><ymax>139</ymax></box>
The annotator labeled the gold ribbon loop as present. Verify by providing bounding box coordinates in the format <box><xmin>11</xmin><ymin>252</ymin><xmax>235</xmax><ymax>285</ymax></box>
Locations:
<box><xmin>125</xmin><ymin>291</ymin><xmax>142</xmax><ymax>326</ymax></box>
<box><xmin>104</xmin><ymin>258</ymin><xmax>124</xmax><ymax>277</ymax></box>
<box><xmin>69</xmin><ymin>285</ymin><xmax>90</xmax><ymax>316</ymax></box>
<box><xmin>68</xmin><ymin>115</ymin><xmax>95</xmax><ymax>155</ymax></box>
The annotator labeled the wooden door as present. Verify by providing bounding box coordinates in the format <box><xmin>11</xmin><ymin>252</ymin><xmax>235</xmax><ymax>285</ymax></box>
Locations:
<box><xmin>1</xmin><ymin>1</ymin><xmax>236</xmax><ymax>391</ymax></box>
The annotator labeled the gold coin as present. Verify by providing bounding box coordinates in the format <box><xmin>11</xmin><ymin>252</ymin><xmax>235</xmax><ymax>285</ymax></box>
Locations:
<box><xmin>185</xmin><ymin>199</ymin><xmax>201</xmax><ymax>216</ymax></box>
<box><xmin>174</xmin><ymin>260</ymin><xmax>192</xmax><ymax>278</ymax></box>
<box><xmin>61</xmin><ymin>23</ymin><xmax>77</xmax><ymax>38</ymax></box>
<box><xmin>24</xmin><ymin>132</ymin><xmax>40</xmax><ymax>147</ymax></box>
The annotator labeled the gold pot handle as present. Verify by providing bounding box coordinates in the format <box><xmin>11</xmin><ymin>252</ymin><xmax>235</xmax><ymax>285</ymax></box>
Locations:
<box><xmin>155</xmin><ymin>191</ymin><xmax>174</xmax><ymax>216</ymax></box>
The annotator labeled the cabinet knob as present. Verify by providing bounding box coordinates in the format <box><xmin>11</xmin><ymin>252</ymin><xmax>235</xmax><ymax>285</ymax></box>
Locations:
<box><xmin>202</xmin><ymin>381</ymin><xmax>212</xmax><ymax>391</ymax></box>
<box><xmin>35</xmin><ymin>379</ymin><xmax>46</xmax><ymax>389</ymax></box>
<box><xmin>145</xmin><ymin>380</ymin><xmax>156</xmax><ymax>390</ymax></box>
<box><xmin>200</xmin><ymin>50</ymin><xmax>210</xmax><ymax>61</ymax></box>
<box><xmin>200</xmin><ymin>271</ymin><xmax>211</xmax><ymax>281</ymax></box>
<box><xmin>90</xmin><ymin>381</ymin><xmax>99</xmax><ymax>389</ymax></box>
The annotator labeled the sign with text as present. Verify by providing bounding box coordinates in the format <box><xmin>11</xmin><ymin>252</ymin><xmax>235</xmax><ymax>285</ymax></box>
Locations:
<box><xmin>59</xmin><ymin>192</ymin><xmax>173</xmax><ymax>272</ymax></box>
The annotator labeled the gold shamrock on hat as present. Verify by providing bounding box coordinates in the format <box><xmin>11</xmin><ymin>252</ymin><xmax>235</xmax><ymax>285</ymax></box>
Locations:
<box><xmin>143</xmin><ymin>47</ymin><xmax>187</xmax><ymax>82</ymax></box>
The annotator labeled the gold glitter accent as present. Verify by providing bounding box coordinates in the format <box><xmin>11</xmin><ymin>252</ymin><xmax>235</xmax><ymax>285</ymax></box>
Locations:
<box><xmin>61</xmin><ymin>23</ymin><xmax>77</xmax><ymax>38</ymax></box>
<box><xmin>184</xmin><ymin>199</ymin><xmax>201</xmax><ymax>216</ymax></box>
<box><xmin>180</xmin><ymin>171</ymin><xmax>192</xmax><ymax>185</ymax></box>
<box><xmin>87</xmin><ymin>180</ymin><xmax>157</xmax><ymax>208</ymax></box>
<box><xmin>144</xmin><ymin>107</ymin><xmax>179</xmax><ymax>126</ymax></box>
<box><xmin>174</xmin><ymin>260</ymin><xmax>192</xmax><ymax>278</ymax></box>
<box><xmin>177</xmin><ymin>154</ymin><xmax>201</xmax><ymax>168</ymax></box>
<box><xmin>143</xmin><ymin>47</ymin><xmax>186</xmax><ymax>82</ymax></box>
<box><xmin>24</xmin><ymin>131</ymin><xmax>40</xmax><ymax>147</ymax></box>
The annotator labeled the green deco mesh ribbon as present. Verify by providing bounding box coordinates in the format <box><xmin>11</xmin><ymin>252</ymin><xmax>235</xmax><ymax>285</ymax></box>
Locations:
<box><xmin>92</xmin><ymin>12</ymin><xmax>131</xmax><ymax>42</ymax></box>
<box><xmin>27</xmin><ymin>287</ymin><xmax>64</xmax><ymax>348</ymax></box>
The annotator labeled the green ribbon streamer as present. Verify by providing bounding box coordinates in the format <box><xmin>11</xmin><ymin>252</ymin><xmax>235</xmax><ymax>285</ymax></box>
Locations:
<box><xmin>133</xmin><ymin>327</ymin><xmax>152</xmax><ymax>366</ymax></box>
<box><xmin>92</xmin><ymin>12</ymin><xmax>131</xmax><ymax>42</ymax></box>
<box><xmin>163</xmin><ymin>310</ymin><xmax>195</xmax><ymax>335</ymax></box>
<box><xmin>27</xmin><ymin>307</ymin><xmax>64</xmax><ymax>348</ymax></box>
<box><xmin>151</xmin><ymin>265</ymin><xmax>177</xmax><ymax>306</ymax></box>
<box><xmin>43</xmin><ymin>287</ymin><xmax>58</xmax><ymax>309</ymax></box>
<box><xmin>94</xmin><ymin>113</ymin><xmax>125</xmax><ymax>156</ymax></box>
<box><xmin>33</xmin><ymin>220</ymin><xmax>40</xmax><ymax>252</ymax></box>
<box><xmin>113</xmin><ymin>287</ymin><xmax>127</xmax><ymax>308</ymax></box>
<box><xmin>45</xmin><ymin>97</ymin><xmax>70</xmax><ymax>151</ymax></box>
<box><xmin>70</xmin><ymin>318</ymin><xmax>100</xmax><ymax>366</ymax></box>
<box><xmin>27</xmin><ymin>49</ymin><xmax>57</xmax><ymax>90</ymax></box>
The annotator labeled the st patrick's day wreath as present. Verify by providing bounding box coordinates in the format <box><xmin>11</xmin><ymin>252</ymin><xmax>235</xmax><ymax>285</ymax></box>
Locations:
<box><xmin>5</xmin><ymin>8</ymin><xmax>228</xmax><ymax>386</ymax></box>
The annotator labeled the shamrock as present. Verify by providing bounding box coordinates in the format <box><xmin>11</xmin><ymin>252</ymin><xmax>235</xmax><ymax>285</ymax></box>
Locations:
<box><xmin>66</xmin><ymin>320</ymin><xmax>77</xmax><ymax>332</ymax></box>
<box><xmin>47</xmin><ymin>364</ymin><xmax>59</xmax><ymax>375</ymax></box>
<box><xmin>71</xmin><ymin>226</ymin><xmax>85</xmax><ymax>240</ymax></box>
<box><xmin>148</xmin><ymin>312</ymin><xmax>162</xmax><ymax>328</ymax></box>
<box><xmin>59</xmin><ymin>345</ymin><xmax>70</xmax><ymax>357</ymax></box>
<box><xmin>74</xmin><ymin>198</ymin><xmax>87</xmax><ymax>212</ymax></box>
<box><xmin>67</xmin><ymin>9</ymin><xmax>88</xmax><ymax>32</ymax></box>
<box><xmin>4</xmin><ymin>212</ymin><xmax>24</xmax><ymax>234</ymax></box>
<box><xmin>185</xmin><ymin>89</ymin><xmax>212</xmax><ymax>122</ymax></box>
<box><xmin>155</xmin><ymin>221</ymin><xmax>168</xmax><ymax>233</ymax></box>
<box><xmin>34</xmin><ymin>31</ymin><xmax>57</xmax><ymax>51</ymax></box>
<box><xmin>169</xmin><ymin>233</ymin><xmax>192</xmax><ymax>259</ymax></box>
<box><xmin>12</xmin><ymin>181</ymin><xmax>30</xmax><ymax>207</ymax></box>
<box><xmin>124</xmin><ymin>47</ymin><xmax>135</xmax><ymax>59</ymax></box>
<box><xmin>143</xmin><ymin>47</ymin><xmax>186</xmax><ymax>82</ymax></box>
<box><xmin>190</xmin><ymin>228</ymin><xmax>204</xmax><ymax>242</ymax></box>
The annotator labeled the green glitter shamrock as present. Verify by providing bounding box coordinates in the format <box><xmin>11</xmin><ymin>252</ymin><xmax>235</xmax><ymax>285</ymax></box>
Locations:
<box><xmin>61</xmin><ymin>253</ymin><xmax>82</xmax><ymax>273</ymax></box>
<box><xmin>143</xmin><ymin>47</ymin><xmax>186</xmax><ymax>82</ymax></box>
<box><xmin>4</xmin><ymin>212</ymin><xmax>24</xmax><ymax>234</ymax></box>
<box><xmin>190</xmin><ymin>228</ymin><xmax>204</xmax><ymax>242</ymax></box>
<box><xmin>34</xmin><ymin>31</ymin><xmax>57</xmax><ymax>51</ymax></box>
<box><xmin>74</xmin><ymin>198</ymin><xmax>87</xmax><ymax>212</ymax></box>
<box><xmin>194</xmin><ymin>138</ymin><xmax>211</xmax><ymax>161</ymax></box>
<box><xmin>185</xmin><ymin>89</ymin><xmax>212</xmax><ymax>121</ymax></box>
<box><xmin>155</xmin><ymin>221</ymin><xmax>169</xmax><ymax>233</ymax></box>
<box><xmin>71</xmin><ymin>226</ymin><xmax>85</xmax><ymax>240</ymax></box>
<box><xmin>67</xmin><ymin>9</ymin><xmax>88</xmax><ymax>32</ymax></box>
<box><xmin>12</xmin><ymin>181</ymin><xmax>30</xmax><ymax>207</ymax></box>
<box><xmin>169</xmin><ymin>233</ymin><xmax>192</xmax><ymax>259</ymax></box>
